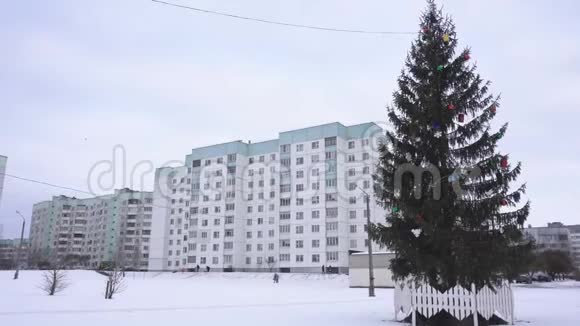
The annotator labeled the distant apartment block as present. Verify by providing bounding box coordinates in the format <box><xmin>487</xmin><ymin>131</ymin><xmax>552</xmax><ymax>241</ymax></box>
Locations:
<box><xmin>29</xmin><ymin>189</ymin><xmax>153</xmax><ymax>269</ymax></box>
<box><xmin>148</xmin><ymin>122</ymin><xmax>387</xmax><ymax>273</ymax></box>
<box><xmin>568</xmin><ymin>225</ymin><xmax>580</xmax><ymax>269</ymax></box>
<box><xmin>525</xmin><ymin>222</ymin><xmax>580</xmax><ymax>269</ymax></box>
<box><xmin>0</xmin><ymin>238</ymin><xmax>29</xmax><ymax>270</ymax></box>
<box><xmin>0</xmin><ymin>155</ymin><xmax>7</xmax><ymax>207</ymax></box>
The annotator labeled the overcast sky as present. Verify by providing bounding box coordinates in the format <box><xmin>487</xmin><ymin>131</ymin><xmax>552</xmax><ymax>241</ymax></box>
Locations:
<box><xmin>1</xmin><ymin>0</ymin><xmax>579</xmax><ymax>238</ymax></box>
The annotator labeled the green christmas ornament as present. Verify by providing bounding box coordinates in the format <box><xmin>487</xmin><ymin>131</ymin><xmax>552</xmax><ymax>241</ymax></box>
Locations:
<box><xmin>437</xmin><ymin>65</ymin><xmax>444</xmax><ymax>71</ymax></box>
<box><xmin>392</xmin><ymin>207</ymin><xmax>400</xmax><ymax>213</ymax></box>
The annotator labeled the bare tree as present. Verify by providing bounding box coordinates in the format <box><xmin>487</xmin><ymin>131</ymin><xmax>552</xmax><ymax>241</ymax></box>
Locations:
<box><xmin>104</xmin><ymin>245</ymin><xmax>127</xmax><ymax>299</ymax></box>
<box><xmin>105</xmin><ymin>268</ymin><xmax>126</xmax><ymax>299</ymax></box>
<box><xmin>40</xmin><ymin>267</ymin><xmax>69</xmax><ymax>295</ymax></box>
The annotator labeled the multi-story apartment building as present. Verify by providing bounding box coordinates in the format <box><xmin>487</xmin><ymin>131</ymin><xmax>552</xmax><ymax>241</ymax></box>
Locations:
<box><xmin>0</xmin><ymin>238</ymin><xmax>29</xmax><ymax>270</ymax></box>
<box><xmin>29</xmin><ymin>188</ymin><xmax>153</xmax><ymax>269</ymax></box>
<box><xmin>525</xmin><ymin>222</ymin><xmax>580</xmax><ymax>269</ymax></box>
<box><xmin>0</xmin><ymin>155</ymin><xmax>7</xmax><ymax>207</ymax></box>
<box><xmin>149</xmin><ymin>122</ymin><xmax>387</xmax><ymax>273</ymax></box>
<box><xmin>525</xmin><ymin>222</ymin><xmax>571</xmax><ymax>253</ymax></box>
<box><xmin>567</xmin><ymin>225</ymin><xmax>580</xmax><ymax>269</ymax></box>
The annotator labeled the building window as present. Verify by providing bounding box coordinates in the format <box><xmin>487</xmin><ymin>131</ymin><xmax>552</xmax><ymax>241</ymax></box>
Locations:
<box><xmin>327</xmin><ymin>237</ymin><xmax>339</xmax><ymax>246</ymax></box>
<box><xmin>280</xmin><ymin>144</ymin><xmax>291</xmax><ymax>153</ymax></box>
<box><xmin>350</xmin><ymin>225</ymin><xmax>357</xmax><ymax>233</ymax></box>
<box><xmin>325</xmin><ymin>137</ymin><xmax>337</xmax><ymax>147</ymax></box>
<box><xmin>326</xmin><ymin>179</ymin><xmax>337</xmax><ymax>188</ymax></box>
<box><xmin>312</xmin><ymin>254</ymin><xmax>320</xmax><ymax>263</ymax></box>
<box><xmin>326</xmin><ymin>207</ymin><xmax>338</xmax><ymax>218</ymax></box>
<box><xmin>326</xmin><ymin>222</ymin><xmax>338</xmax><ymax>231</ymax></box>
<box><xmin>311</xmin><ymin>141</ymin><xmax>319</xmax><ymax>149</ymax></box>
<box><xmin>326</xmin><ymin>251</ymin><xmax>338</xmax><ymax>261</ymax></box>
<box><xmin>325</xmin><ymin>193</ymin><xmax>337</xmax><ymax>202</ymax></box>
<box><xmin>296</xmin><ymin>144</ymin><xmax>304</xmax><ymax>152</ymax></box>
<box><xmin>348</xmin><ymin>141</ymin><xmax>355</xmax><ymax>149</ymax></box>
<box><xmin>296</xmin><ymin>255</ymin><xmax>304</xmax><ymax>262</ymax></box>
<box><xmin>312</xmin><ymin>240</ymin><xmax>320</xmax><ymax>248</ymax></box>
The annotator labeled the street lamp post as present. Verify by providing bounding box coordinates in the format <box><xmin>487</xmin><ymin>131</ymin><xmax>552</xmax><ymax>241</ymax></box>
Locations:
<box><xmin>358</xmin><ymin>187</ymin><xmax>375</xmax><ymax>297</ymax></box>
<box><xmin>14</xmin><ymin>211</ymin><xmax>26</xmax><ymax>280</ymax></box>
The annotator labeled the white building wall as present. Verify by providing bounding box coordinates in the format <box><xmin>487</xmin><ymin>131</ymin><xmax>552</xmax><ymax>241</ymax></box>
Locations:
<box><xmin>0</xmin><ymin>155</ymin><xmax>6</xmax><ymax>209</ymax></box>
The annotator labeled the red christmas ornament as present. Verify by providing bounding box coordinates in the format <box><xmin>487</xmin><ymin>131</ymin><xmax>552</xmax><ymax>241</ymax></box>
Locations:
<box><xmin>447</xmin><ymin>104</ymin><xmax>456</xmax><ymax>110</ymax></box>
<box><xmin>458</xmin><ymin>113</ymin><xmax>465</xmax><ymax>123</ymax></box>
<box><xmin>500</xmin><ymin>157</ymin><xmax>508</xmax><ymax>169</ymax></box>
<box><xmin>500</xmin><ymin>198</ymin><xmax>508</xmax><ymax>206</ymax></box>
<box><xmin>464</xmin><ymin>53</ymin><xmax>470</xmax><ymax>61</ymax></box>
<box><xmin>422</xmin><ymin>27</ymin><xmax>429</xmax><ymax>33</ymax></box>
<box><xmin>491</xmin><ymin>105</ymin><xmax>497</xmax><ymax>113</ymax></box>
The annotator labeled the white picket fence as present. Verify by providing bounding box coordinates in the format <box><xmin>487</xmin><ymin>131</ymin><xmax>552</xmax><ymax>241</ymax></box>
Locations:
<box><xmin>394</xmin><ymin>281</ymin><xmax>514</xmax><ymax>326</ymax></box>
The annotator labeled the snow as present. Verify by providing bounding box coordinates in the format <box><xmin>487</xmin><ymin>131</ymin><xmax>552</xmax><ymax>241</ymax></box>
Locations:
<box><xmin>0</xmin><ymin>270</ymin><xmax>578</xmax><ymax>326</ymax></box>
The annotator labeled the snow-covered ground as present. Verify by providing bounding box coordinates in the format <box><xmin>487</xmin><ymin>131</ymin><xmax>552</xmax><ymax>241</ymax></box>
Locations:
<box><xmin>0</xmin><ymin>270</ymin><xmax>578</xmax><ymax>326</ymax></box>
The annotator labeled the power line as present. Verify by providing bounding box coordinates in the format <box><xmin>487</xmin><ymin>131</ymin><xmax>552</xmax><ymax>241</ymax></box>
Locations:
<box><xmin>151</xmin><ymin>0</ymin><xmax>416</xmax><ymax>35</ymax></box>
<box><xmin>1</xmin><ymin>172</ymin><xmax>263</xmax><ymax>220</ymax></box>
<box><xmin>2</xmin><ymin>173</ymin><xmax>94</xmax><ymax>197</ymax></box>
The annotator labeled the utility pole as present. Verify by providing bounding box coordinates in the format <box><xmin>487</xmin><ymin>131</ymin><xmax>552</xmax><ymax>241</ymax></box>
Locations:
<box><xmin>14</xmin><ymin>211</ymin><xmax>26</xmax><ymax>280</ymax></box>
<box><xmin>358</xmin><ymin>186</ymin><xmax>375</xmax><ymax>297</ymax></box>
<box><xmin>365</xmin><ymin>193</ymin><xmax>375</xmax><ymax>297</ymax></box>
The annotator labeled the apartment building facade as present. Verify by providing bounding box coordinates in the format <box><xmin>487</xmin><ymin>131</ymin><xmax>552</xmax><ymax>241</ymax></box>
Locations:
<box><xmin>567</xmin><ymin>225</ymin><xmax>580</xmax><ymax>269</ymax></box>
<box><xmin>0</xmin><ymin>155</ymin><xmax>7</xmax><ymax>207</ymax></box>
<box><xmin>525</xmin><ymin>222</ymin><xmax>580</xmax><ymax>269</ymax></box>
<box><xmin>29</xmin><ymin>188</ymin><xmax>153</xmax><ymax>269</ymax></box>
<box><xmin>149</xmin><ymin>122</ymin><xmax>387</xmax><ymax>273</ymax></box>
<box><xmin>0</xmin><ymin>238</ymin><xmax>29</xmax><ymax>270</ymax></box>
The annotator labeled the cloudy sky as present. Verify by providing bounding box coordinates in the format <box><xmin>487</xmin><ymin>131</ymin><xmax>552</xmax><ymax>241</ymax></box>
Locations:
<box><xmin>1</xmin><ymin>0</ymin><xmax>579</xmax><ymax>237</ymax></box>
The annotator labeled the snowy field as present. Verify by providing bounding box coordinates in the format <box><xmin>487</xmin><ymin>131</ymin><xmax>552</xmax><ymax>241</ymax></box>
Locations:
<box><xmin>0</xmin><ymin>270</ymin><xmax>578</xmax><ymax>326</ymax></box>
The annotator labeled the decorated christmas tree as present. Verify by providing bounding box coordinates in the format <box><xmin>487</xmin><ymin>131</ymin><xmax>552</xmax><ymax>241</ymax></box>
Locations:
<box><xmin>373</xmin><ymin>1</ymin><xmax>530</xmax><ymax>292</ymax></box>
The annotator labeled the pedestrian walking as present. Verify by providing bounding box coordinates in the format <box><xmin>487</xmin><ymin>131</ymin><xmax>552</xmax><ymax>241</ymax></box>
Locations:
<box><xmin>273</xmin><ymin>273</ymin><xmax>279</xmax><ymax>283</ymax></box>
<box><xmin>322</xmin><ymin>265</ymin><xmax>325</xmax><ymax>274</ymax></box>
